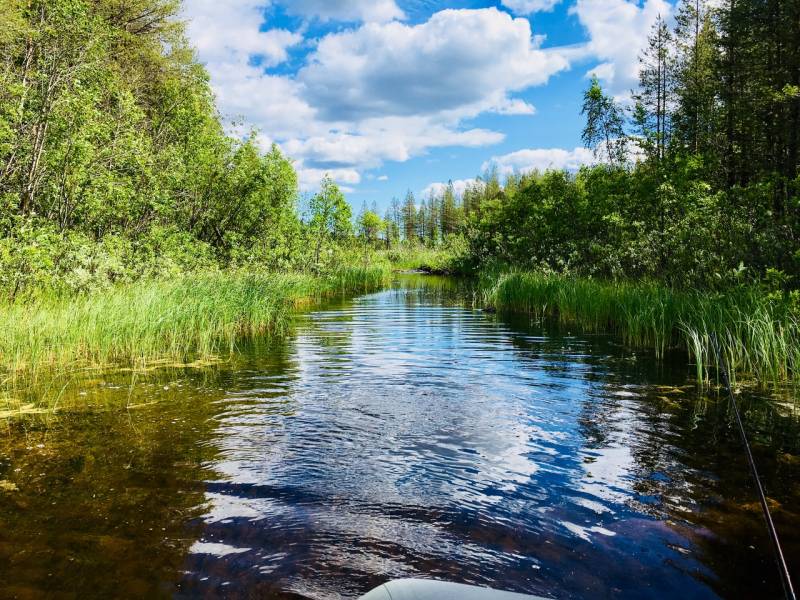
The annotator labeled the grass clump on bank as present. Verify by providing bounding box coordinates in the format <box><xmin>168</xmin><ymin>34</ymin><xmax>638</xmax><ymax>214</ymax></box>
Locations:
<box><xmin>383</xmin><ymin>240</ymin><xmax>465</xmax><ymax>274</ymax></box>
<box><xmin>480</xmin><ymin>270</ymin><xmax>800</xmax><ymax>387</ymax></box>
<box><xmin>0</xmin><ymin>266</ymin><xmax>390</xmax><ymax>385</ymax></box>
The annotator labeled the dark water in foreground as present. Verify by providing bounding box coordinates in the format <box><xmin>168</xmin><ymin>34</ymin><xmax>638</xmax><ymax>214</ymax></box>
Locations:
<box><xmin>1</xmin><ymin>276</ymin><xmax>799</xmax><ymax>599</ymax></box>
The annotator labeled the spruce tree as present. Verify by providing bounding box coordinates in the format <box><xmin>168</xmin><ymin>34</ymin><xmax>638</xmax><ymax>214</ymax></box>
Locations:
<box><xmin>672</xmin><ymin>0</ymin><xmax>718</xmax><ymax>158</ymax></box>
<box><xmin>633</xmin><ymin>15</ymin><xmax>675</xmax><ymax>164</ymax></box>
<box><xmin>402</xmin><ymin>191</ymin><xmax>417</xmax><ymax>242</ymax></box>
<box><xmin>440</xmin><ymin>181</ymin><xmax>458</xmax><ymax>237</ymax></box>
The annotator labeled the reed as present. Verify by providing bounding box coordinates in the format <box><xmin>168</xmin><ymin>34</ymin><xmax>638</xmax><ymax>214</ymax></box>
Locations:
<box><xmin>0</xmin><ymin>266</ymin><xmax>390</xmax><ymax>385</ymax></box>
<box><xmin>480</xmin><ymin>270</ymin><xmax>799</xmax><ymax>387</ymax></box>
<box><xmin>384</xmin><ymin>244</ymin><xmax>457</xmax><ymax>274</ymax></box>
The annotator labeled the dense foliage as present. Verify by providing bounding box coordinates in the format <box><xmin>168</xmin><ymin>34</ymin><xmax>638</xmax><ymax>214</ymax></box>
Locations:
<box><xmin>0</xmin><ymin>0</ymin><xmax>367</xmax><ymax>298</ymax></box>
<box><xmin>407</xmin><ymin>0</ymin><xmax>800</xmax><ymax>291</ymax></box>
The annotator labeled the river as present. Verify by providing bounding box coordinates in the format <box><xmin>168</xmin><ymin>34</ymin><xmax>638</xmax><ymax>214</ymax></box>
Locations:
<box><xmin>1</xmin><ymin>275</ymin><xmax>798</xmax><ymax>599</ymax></box>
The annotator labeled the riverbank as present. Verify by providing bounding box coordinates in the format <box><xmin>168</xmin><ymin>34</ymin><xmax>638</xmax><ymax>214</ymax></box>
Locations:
<box><xmin>0</xmin><ymin>266</ymin><xmax>390</xmax><ymax>389</ymax></box>
<box><xmin>479</xmin><ymin>270</ymin><xmax>799</xmax><ymax>387</ymax></box>
<box><xmin>383</xmin><ymin>244</ymin><xmax>463</xmax><ymax>274</ymax></box>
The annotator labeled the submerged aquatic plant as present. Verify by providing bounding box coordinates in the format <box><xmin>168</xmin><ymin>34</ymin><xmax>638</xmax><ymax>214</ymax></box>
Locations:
<box><xmin>480</xmin><ymin>270</ymin><xmax>799</xmax><ymax>387</ymax></box>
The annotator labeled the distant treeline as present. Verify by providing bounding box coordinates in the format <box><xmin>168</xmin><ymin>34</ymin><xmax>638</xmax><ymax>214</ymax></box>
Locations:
<box><xmin>407</xmin><ymin>0</ymin><xmax>800</xmax><ymax>289</ymax></box>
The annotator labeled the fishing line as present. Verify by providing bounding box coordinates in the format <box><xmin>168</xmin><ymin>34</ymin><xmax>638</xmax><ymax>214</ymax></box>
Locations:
<box><xmin>710</xmin><ymin>332</ymin><xmax>796</xmax><ymax>600</ymax></box>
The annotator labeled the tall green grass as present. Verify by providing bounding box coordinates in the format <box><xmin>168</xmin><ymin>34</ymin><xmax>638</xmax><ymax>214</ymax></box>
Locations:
<box><xmin>480</xmin><ymin>270</ymin><xmax>800</xmax><ymax>387</ymax></box>
<box><xmin>383</xmin><ymin>244</ymin><xmax>458</xmax><ymax>274</ymax></box>
<box><xmin>0</xmin><ymin>266</ymin><xmax>390</xmax><ymax>385</ymax></box>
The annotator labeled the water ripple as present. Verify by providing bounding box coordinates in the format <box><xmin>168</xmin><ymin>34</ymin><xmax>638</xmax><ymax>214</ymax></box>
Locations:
<box><xmin>177</xmin><ymin>284</ymin><xmax>762</xmax><ymax>599</ymax></box>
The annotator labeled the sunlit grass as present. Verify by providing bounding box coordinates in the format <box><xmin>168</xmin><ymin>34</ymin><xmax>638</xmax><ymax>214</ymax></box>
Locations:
<box><xmin>383</xmin><ymin>244</ymin><xmax>457</xmax><ymax>273</ymax></box>
<box><xmin>480</xmin><ymin>270</ymin><xmax>799</xmax><ymax>387</ymax></box>
<box><xmin>0</xmin><ymin>266</ymin><xmax>390</xmax><ymax>387</ymax></box>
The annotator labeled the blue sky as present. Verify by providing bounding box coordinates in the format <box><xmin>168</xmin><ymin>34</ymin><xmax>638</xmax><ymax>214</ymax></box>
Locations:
<box><xmin>184</xmin><ymin>0</ymin><xmax>672</xmax><ymax>211</ymax></box>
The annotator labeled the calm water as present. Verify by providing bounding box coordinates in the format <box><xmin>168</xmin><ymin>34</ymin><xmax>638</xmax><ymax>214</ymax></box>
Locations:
<box><xmin>1</xmin><ymin>276</ymin><xmax>799</xmax><ymax>599</ymax></box>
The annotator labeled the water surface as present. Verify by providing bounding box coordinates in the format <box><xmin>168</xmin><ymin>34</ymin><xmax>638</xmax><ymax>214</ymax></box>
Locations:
<box><xmin>1</xmin><ymin>276</ymin><xmax>799</xmax><ymax>599</ymax></box>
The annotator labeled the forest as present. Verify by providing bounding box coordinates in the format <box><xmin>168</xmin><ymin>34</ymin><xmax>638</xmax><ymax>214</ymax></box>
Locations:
<box><xmin>391</xmin><ymin>1</ymin><xmax>800</xmax><ymax>291</ymax></box>
<box><xmin>0</xmin><ymin>0</ymin><xmax>798</xmax><ymax>386</ymax></box>
<box><xmin>0</xmin><ymin>0</ymin><xmax>365</xmax><ymax>298</ymax></box>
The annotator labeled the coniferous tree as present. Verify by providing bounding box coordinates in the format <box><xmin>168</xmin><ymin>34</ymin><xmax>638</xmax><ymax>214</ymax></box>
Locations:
<box><xmin>634</xmin><ymin>15</ymin><xmax>675</xmax><ymax>163</ymax></box>
<box><xmin>672</xmin><ymin>0</ymin><xmax>718</xmax><ymax>158</ymax></box>
<box><xmin>426</xmin><ymin>191</ymin><xmax>439</xmax><ymax>244</ymax></box>
<box><xmin>387</xmin><ymin>197</ymin><xmax>402</xmax><ymax>245</ymax></box>
<box><xmin>716</xmin><ymin>0</ymin><xmax>748</xmax><ymax>187</ymax></box>
<box><xmin>462</xmin><ymin>180</ymin><xmax>483</xmax><ymax>218</ymax></box>
<box><xmin>402</xmin><ymin>191</ymin><xmax>417</xmax><ymax>242</ymax></box>
<box><xmin>484</xmin><ymin>167</ymin><xmax>502</xmax><ymax>203</ymax></box>
<box><xmin>417</xmin><ymin>198</ymin><xmax>428</xmax><ymax>241</ymax></box>
<box><xmin>384</xmin><ymin>205</ymin><xmax>399</xmax><ymax>247</ymax></box>
<box><xmin>440</xmin><ymin>181</ymin><xmax>458</xmax><ymax>237</ymax></box>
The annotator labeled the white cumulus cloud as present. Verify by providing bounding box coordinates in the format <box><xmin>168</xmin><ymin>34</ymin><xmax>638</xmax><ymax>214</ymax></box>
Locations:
<box><xmin>300</xmin><ymin>8</ymin><xmax>568</xmax><ymax>122</ymax></box>
<box><xmin>422</xmin><ymin>178</ymin><xmax>484</xmax><ymax>200</ymax></box>
<box><xmin>183</xmin><ymin>5</ymin><xmax>575</xmax><ymax>192</ymax></box>
<box><xmin>570</xmin><ymin>0</ymin><xmax>672</xmax><ymax>94</ymax></box>
<box><xmin>422</xmin><ymin>147</ymin><xmax>598</xmax><ymax>199</ymax></box>
<box><xmin>284</xmin><ymin>121</ymin><xmax>504</xmax><ymax>172</ymax></box>
<box><xmin>482</xmin><ymin>147</ymin><xmax>598</xmax><ymax>176</ymax></box>
<box><xmin>501</xmin><ymin>0</ymin><xmax>563</xmax><ymax>15</ymax></box>
<box><xmin>184</xmin><ymin>1</ymin><xmax>301</xmax><ymax>67</ymax></box>
<box><xmin>297</xmin><ymin>167</ymin><xmax>362</xmax><ymax>193</ymax></box>
<box><xmin>285</xmin><ymin>0</ymin><xmax>404</xmax><ymax>23</ymax></box>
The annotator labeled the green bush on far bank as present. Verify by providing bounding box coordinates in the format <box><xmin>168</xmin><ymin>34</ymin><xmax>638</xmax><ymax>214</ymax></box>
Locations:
<box><xmin>380</xmin><ymin>237</ymin><xmax>468</xmax><ymax>274</ymax></box>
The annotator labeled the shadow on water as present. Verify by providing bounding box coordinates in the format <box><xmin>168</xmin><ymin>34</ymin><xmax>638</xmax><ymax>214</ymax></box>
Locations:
<box><xmin>1</xmin><ymin>274</ymin><xmax>799</xmax><ymax>599</ymax></box>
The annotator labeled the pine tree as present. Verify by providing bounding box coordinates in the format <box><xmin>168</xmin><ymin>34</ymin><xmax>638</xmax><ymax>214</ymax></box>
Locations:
<box><xmin>384</xmin><ymin>206</ymin><xmax>399</xmax><ymax>247</ymax></box>
<box><xmin>388</xmin><ymin>196</ymin><xmax>402</xmax><ymax>244</ymax></box>
<box><xmin>417</xmin><ymin>198</ymin><xmax>428</xmax><ymax>241</ymax></box>
<box><xmin>462</xmin><ymin>181</ymin><xmax>482</xmax><ymax>218</ymax></box>
<box><xmin>633</xmin><ymin>15</ymin><xmax>675</xmax><ymax>163</ymax></box>
<box><xmin>402</xmin><ymin>191</ymin><xmax>417</xmax><ymax>242</ymax></box>
<box><xmin>672</xmin><ymin>0</ymin><xmax>718</xmax><ymax>157</ymax></box>
<box><xmin>426</xmin><ymin>191</ymin><xmax>439</xmax><ymax>244</ymax></box>
<box><xmin>440</xmin><ymin>181</ymin><xmax>458</xmax><ymax>237</ymax></box>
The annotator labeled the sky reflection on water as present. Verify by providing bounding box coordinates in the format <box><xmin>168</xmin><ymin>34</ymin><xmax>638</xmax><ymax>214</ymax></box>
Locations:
<box><xmin>179</xmin><ymin>282</ymin><xmax>796</xmax><ymax>599</ymax></box>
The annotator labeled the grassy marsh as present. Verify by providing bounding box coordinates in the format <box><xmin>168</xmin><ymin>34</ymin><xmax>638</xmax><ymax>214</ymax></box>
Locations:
<box><xmin>383</xmin><ymin>244</ymin><xmax>460</xmax><ymax>274</ymax></box>
<box><xmin>0</xmin><ymin>266</ymin><xmax>390</xmax><ymax>391</ymax></box>
<box><xmin>480</xmin><ymin>270</ymin><xmax>799</xmax><ymax>387</ymax></box>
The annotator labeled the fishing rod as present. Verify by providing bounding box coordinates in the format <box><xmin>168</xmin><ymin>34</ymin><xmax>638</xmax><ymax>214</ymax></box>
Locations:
<box><xmin>710</xmin><ymin>332</ymin><xmax>796</xmax><ymax>600</ymax></box>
